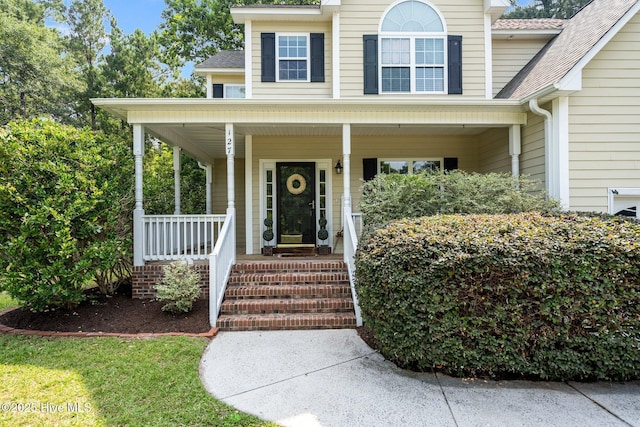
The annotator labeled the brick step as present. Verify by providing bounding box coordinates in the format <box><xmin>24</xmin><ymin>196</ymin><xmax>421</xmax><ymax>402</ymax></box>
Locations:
<box><xmin>228</xmin><ymin>272</ymin><xmax>350</xmax><ymax>286</ymax></box>
<box><xmin>232</xmin><ymin>261</ymin><xmax>347</xmax><ymax>275</ymax></box>
<box><xmin>225</xmin><ymin>284</ymin><xmax>352</xmax><ymax>299</ymax></box>
<box><xmin>220</xmin><ymin>298</ymin><xmax>354</xmax><ymax>315</ymax></box>
<box><xmin>217</xmin><ymin>312</ymin><xmax>357</xmax><ymax>331</ymax></box>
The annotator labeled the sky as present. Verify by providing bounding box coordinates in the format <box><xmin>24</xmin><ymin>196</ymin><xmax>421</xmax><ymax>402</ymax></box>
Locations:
<box><xmin>103</xmin><ymin>0</ymin><xmax>165</xmax><ymax>34</ymax></box>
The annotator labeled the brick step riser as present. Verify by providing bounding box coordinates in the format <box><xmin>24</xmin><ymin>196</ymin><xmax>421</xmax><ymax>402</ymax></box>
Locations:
<box><xmin>221</xmin><ymin>300</ymin><xmax>355</xmax><ymax>315</ymax></box>
<box><xmin>232</xmin><ymin>263</ymin><xmax>347</xmax><ymax>275</ymax></box>
<box><xmin>217</xmin><ymin>314</ymin><xmax>357</xmax><ymax>331</ymax></box>
<box><xmin>224</xmin><ymin>286</ymin><xmax>352</xmax><ymax>300</ymax></box>
<box><xmin>232</xmin><ymin>276</ymin><xmax>348</xmax><ymax>282</ymax></box>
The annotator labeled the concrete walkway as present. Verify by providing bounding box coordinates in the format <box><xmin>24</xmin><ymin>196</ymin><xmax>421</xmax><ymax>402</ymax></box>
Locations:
<box><xmin>200</xmin><ymin>330</ymin><xmax>640</xmax><ymax>427</ymax></box>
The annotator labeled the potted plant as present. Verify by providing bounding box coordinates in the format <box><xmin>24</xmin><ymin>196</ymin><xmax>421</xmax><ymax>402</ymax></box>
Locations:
<box><xmin>263</xmin><ymin>217</ymin><xmax>274</xmax><ymax>256</ymax></box>
<box><xmin>317</xmin><ymin>217</ymin><xmax>330</xmax><ymax>255</ymax></box>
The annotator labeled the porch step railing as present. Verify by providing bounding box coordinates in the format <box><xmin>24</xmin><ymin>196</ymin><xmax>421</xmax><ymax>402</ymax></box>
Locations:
<box><xmin>344</xmin><ymin>208</ymin><xmax>363</xmax><ymax>327</ymax></box>
<box><xmin>209</xmin><ymin>209</ymin><xmax>236</xmax><ymax>328</ymax></box>
<box><xmin>142</xmin><ymin>214</ymin><xmax>227</xmax><ymax>262</ymax></box>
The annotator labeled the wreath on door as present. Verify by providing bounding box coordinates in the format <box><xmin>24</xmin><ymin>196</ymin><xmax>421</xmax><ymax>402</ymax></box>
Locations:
<box><xmin>286</xmin><ymin>174</ymin><xmax>306</xmax><ymax>195</ymax></box>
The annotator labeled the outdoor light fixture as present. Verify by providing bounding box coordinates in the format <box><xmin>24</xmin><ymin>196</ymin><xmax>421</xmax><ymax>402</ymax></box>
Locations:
<box><xmin>335</xmin><ymin>160</ymin><xmax>343</xmax><ymax>174</ymax></box>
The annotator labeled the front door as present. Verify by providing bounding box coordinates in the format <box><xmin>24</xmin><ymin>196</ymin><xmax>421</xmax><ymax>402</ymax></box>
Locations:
<box><xmin>276</xmin><ymin>162</ymin><xmax>316</xmax><ymax>245</ymax></box>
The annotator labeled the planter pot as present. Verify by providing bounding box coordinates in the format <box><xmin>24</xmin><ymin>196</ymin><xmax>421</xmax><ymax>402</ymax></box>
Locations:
<box><xmin>281</xmin><ymin>234</ymin><xmax>303</xmax><ymax>244</ymax></box>
<box><xmin>317</xmin><ymin>246</ymin><xmax>331</xmax><ymax>255</ymax></box>
<box><xmin>262</xmin><ymin>246</ymin><xmax>274</xmax><ymax>256</ymax></box>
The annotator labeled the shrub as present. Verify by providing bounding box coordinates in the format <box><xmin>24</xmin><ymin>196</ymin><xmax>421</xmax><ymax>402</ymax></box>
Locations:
<box><xmin>355</xmin><ymin>212</ymin><xmax>640</xmax><ymax>381</ymax></box>
<box><xmin>360</xmin><ymin>171</ymin><xmax>559</xmax><ymax>228</ymax></box>
<box><xmin>155</xmin><ymin>261</ymin><xmax>202</xmax><ymax>313</ymax></box>
<box><xmin>0</xmin><ymin>119</ymin><xmax>132</xmax><ymax>311</ymax></box>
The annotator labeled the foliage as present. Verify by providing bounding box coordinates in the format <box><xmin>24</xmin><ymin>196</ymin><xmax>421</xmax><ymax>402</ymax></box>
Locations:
<box><xmin>0</xmin><ymin>119</ymin><xmax>133</xmax><ymax>310</ymax></box>
<box><xmin>155</xmin><ymin>261</ymin><xmax>202</xmax><ymax>313</ymax></box>
<box><xmin>0</xmin><ymin>335</ymin><xmax>274</xmax><ymax>426</ymax></box>
<box><xmin>0</xmin><ymin>292</ymin><xmax>18</xmax><ymax>311</ymax></box>
<box><xmin>504</xmin><ymin>0</ymin><xmax>592</xmax><ymax>19</ymax></box>
<box><xmin>355</xmin><ymin>212</ymin><xmax>640</xmax><ymax>381</ymax></box>
<box><xmin>0</xmin><ymin>5</ymin><xmax>81</xmax><ymax>125</ymax></box>
<box><xmin>159</xmin><ymin>0</ymin><xmax>320</xmax><ymax>67</ymax></box>
<box><xmin>360</xmin><ymin>171</ymin><xmax>559</xmax><ymax>229</ymax></box>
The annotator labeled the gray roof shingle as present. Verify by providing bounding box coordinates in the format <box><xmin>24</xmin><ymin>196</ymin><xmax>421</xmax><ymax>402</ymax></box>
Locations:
<box><xmin>492</xmin><ymin>18</ymin><xmax>566</xmax><ymax>31</ymax></box>
<box><xmin>196</xmin><ymin>50</ymin><xmax>245</xmax><ymax>69</ymax></box>
<box><xmin>496</xmin><ymin>0</ymin><xmax>638</xmax><ymax>100</ymax></box>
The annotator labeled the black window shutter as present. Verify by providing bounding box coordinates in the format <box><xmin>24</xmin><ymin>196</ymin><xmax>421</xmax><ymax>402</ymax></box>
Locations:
<box><xmin>448</xmin><ymin>35</ymin><xmax>462</xmax><ymax>95</ymax></box>
<box><xmin>363</xmin><ymin>35</ymin><xmax>378</xmax><ymax>95</ymax></box>
<box><xmin>261</xmin><ymin>33</ymin><xmax>276</xmax><ymax>82</ymax></box>
<box><xmin>363</xmin><ymin>158</ymin><xmax>378</xmax><ymax>181</ymax></box>
<box><xmin>310</xmin><ymin>33</ymin><xmax>325</xmax><ymax>83</ymax></box>
<box><xmin>213</xmin><ymin>84</ymin><xmax>224</xmax><ymax>99</ymax></box>
<box><xmin>444</xmin><ymin>157</ymin><xmax>458</xmax><ymax>172</ymax></box>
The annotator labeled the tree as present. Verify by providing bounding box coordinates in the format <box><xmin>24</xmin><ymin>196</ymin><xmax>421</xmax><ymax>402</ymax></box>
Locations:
<box><xmin>504</xmin><ymin>0</ymin><xmax>592</xmax><ymax>19</ymax></box>
<box><xmin>159</xmin><ymin>0</ymin><xmax>319</xmax><ymax>68</ymax></box>
<box><xmin>0</xmin><ymin>119</ymin><xmax>133</xmax><ymax>310</ymax></box>
<box><xmin>0</xmin><ymin>2</ymin><xmax>81</xmax><ymax>125</ymax></box>
<box><xmin>66</xmin><ymin>0</ymin><xmax>110</xmax><ymax>129</ymax></box>
<box><xmin>101</xmin><ymin>19</ymin><xmax>167</xmax><ymax>98</ymax></box>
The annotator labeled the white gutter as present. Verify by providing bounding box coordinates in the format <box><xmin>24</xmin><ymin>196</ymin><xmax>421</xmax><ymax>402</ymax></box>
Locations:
<box><xmin>529</xmin><ymin>98</ymin><xmax>556</xmax><ymax>201</ymax></box>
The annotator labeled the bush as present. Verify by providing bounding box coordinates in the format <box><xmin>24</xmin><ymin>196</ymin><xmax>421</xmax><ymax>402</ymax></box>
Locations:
<box><xmin>360</xmin><ymin>171</ymin><xmax>559</xmax><ymax>228</ymax></box>
<box><xmin>0</xmin><ymin>119</ymin><xmax>132</xmax><ymax>311</ymax></box>
<box><xmin>355</xmin><ymin>212</ymin><xmax>640</xmax><ymax>381</ymax></box>
<box><xmin>155</xmin><ymin>261</ymin><xmax>202</xmax><ymax>313</ymax></box>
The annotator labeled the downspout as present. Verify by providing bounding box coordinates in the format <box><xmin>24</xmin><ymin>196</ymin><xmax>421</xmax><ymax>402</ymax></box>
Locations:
<box><xmin>528</xmin><ymin>98</ymin><xmax>555</xmax><ymax>200</ymax></box>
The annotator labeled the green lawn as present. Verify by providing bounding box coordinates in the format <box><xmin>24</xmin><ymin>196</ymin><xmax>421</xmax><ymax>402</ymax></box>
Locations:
<box><xmin>0</xmin><ymin>292</ymin><xmax>18</xmax><ymax>311</ymax></box>
<box><xmin>0</xmin><ymin>335</ymin><xmax>274</xmax><ymax>426</ymax></box>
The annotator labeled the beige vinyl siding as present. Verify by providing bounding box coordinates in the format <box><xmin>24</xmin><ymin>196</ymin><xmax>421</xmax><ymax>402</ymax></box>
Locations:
<box><xmin>211</xmin><ymin>158</ymin><xmax>246</xmax><ymax>253</ymax></box>
<box><xmin>492</xmin><ymin>39</ymin><xmax>549</xmax><ymax>97</ymax></box>
<box><xmin>211</xmin><ymin>74</ymin><xmax>245</xmax><ymax>85</ymax></box>
<box><xmin>477</xmin><ymin>127</ymin><xmax>510</xmax><ymax>173</ymax></box>
<box><xmin>251</xmin><ymin>21</ymin><xmax>332</xmax><ymax>99</ymax></box>
<box><xmin>339</xmin><ymin>0</ymin><xmax>487</xmax><ymax>98</ymax></box>
<box><xmin>520</xmin><ymin>110</ymin><xmax>546</xmax><ymax>185</ymax></box>
<box><xmin>568</xmin><ymin>12</ymin><xmax>640</xmax><ymax>213</ymax></box>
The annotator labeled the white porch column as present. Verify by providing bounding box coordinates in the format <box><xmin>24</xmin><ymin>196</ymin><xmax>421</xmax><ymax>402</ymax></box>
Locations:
<box><xmin>198</xmin><ymin>162</ymin><xmax>213</xmax><ymax>214</ymax></box>
<box><xmin>342</xmin><ymin>124</ymin><xmax>352</xmax><ymax>210</ymax></box>
<box><xmin>133</xmin><ymin>124</ymin><xmax>145</xmax><ymax>267</ymax></box>
<box><xmin>173</xmin><ymin>146</ymin><xmax>181</xmax><ymax>215</ymax></box>
<box><xmin>509</xmin><ymin>125</ymin><xmax>521</xmax><ymax>178</ymax></box>
<box><xmin>225</xmin><ymin>123</ymin><xmax>235</xmax><ymax>210</ymax></box>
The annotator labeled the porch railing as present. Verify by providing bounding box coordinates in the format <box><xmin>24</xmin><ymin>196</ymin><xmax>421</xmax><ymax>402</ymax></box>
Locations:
<box><xmin>351</xmin><ymin>212</ymin><xmax>363</xmax><ymax>237</ymax></box>
<box><xmin>142</xmin><ymin>214</ymin><xmax>226</xmax><ymax>262</ymax></box>
<box><xmin>344</xmin><ymin>208</ymin><xmax>363</xmax><ymax>327</ymax></box>
<box><xmin>209</xmin><ymin>210</ymin><xmax>236</xmax><ymax>328</ymax></box>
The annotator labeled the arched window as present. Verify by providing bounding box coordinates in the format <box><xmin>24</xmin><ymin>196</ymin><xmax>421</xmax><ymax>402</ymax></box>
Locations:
<box><xmin>379</xmin><ymin>0</ymin><xmax>447</xmax><ymax>93</ymax></box>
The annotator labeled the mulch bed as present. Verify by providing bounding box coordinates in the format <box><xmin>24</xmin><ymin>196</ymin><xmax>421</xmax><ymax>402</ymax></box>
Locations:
<box><xmin>0</xmin><ymin>285</ymin><xmax>211</xmax><ymax>334</ymax></box>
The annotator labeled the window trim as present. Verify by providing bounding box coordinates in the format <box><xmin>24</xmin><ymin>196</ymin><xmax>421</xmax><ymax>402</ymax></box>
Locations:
<box><xmin>276</xmin><ymin>33</ymin><xmax>310</xmax><ymax>83</ymax></box>
<box><xmin>378</xmin><ymin>158</ymin><xmax>444</xmax><ymax>175</ymax></box>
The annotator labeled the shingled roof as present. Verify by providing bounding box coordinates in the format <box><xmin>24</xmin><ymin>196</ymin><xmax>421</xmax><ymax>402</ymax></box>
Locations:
<box><xmin>496</xmin><ymin>0</ymin><xmax>638</xmax><ymax>100</ymax></box>
<box><xmin>492</xmin><ymin>18</ymin><xmax>566</xmax><ymax>31</ymax></box>
<box><xmin>196</xmin><ymin>51</ymin><xmax>245</xmax><ymax>70</ymax></box>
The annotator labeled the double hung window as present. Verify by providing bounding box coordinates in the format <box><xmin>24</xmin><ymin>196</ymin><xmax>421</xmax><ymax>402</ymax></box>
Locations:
<box><xmin>277</xmin><ymin>35</ymin><xmax>309</xmax><ymax>81</ymax></box>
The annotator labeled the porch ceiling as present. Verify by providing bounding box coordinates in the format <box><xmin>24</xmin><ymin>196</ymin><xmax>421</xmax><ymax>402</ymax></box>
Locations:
<box><xmin>93</xmin><ymin>98</ymin><xmax>527</xmax><ymax>163</ymax></box>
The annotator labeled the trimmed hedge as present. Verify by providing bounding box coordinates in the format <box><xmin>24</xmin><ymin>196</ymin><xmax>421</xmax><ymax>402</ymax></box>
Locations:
<box><xmin>355</xmin><ymin>212</ymin><xmax>640</xmax><ymax>381</ymax></box>
<box><xmin>360</xmin><ymin>171</ymin><xmax>559</xmax><ymax>229</ymax></box>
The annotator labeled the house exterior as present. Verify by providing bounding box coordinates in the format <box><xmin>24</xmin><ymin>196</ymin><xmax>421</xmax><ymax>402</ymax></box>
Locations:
<box><xmin>93</xmin><ymin>0</ymin><xmax>640</xmax><ymax>324</ymax></box>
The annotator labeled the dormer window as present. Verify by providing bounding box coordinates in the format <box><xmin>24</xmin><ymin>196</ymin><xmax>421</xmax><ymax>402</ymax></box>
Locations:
<box><xmin>364</xmin><ymin>0</ymin><xmax>461</xmax><ymax>95</ymax></box>
<box><xmin>380</xmin><ymin>0</ymin><xmax>446</xmax><ymax>94</ymax></box>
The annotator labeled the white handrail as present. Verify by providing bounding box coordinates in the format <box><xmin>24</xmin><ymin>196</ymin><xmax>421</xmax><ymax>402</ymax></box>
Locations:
<box><xmin>209</xmin><ymin>209</ymin><xmax>236</xmax><ymax>327</ymax></box>
<box><xmin>142</xmin><ymin>214</ymin><xmax>226</xmax><ymax>262</ymax></box>
<box><xmin>344</xmin><ymin>208</ymin><xmax>363</xmax><ymax>327</ymax></box>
